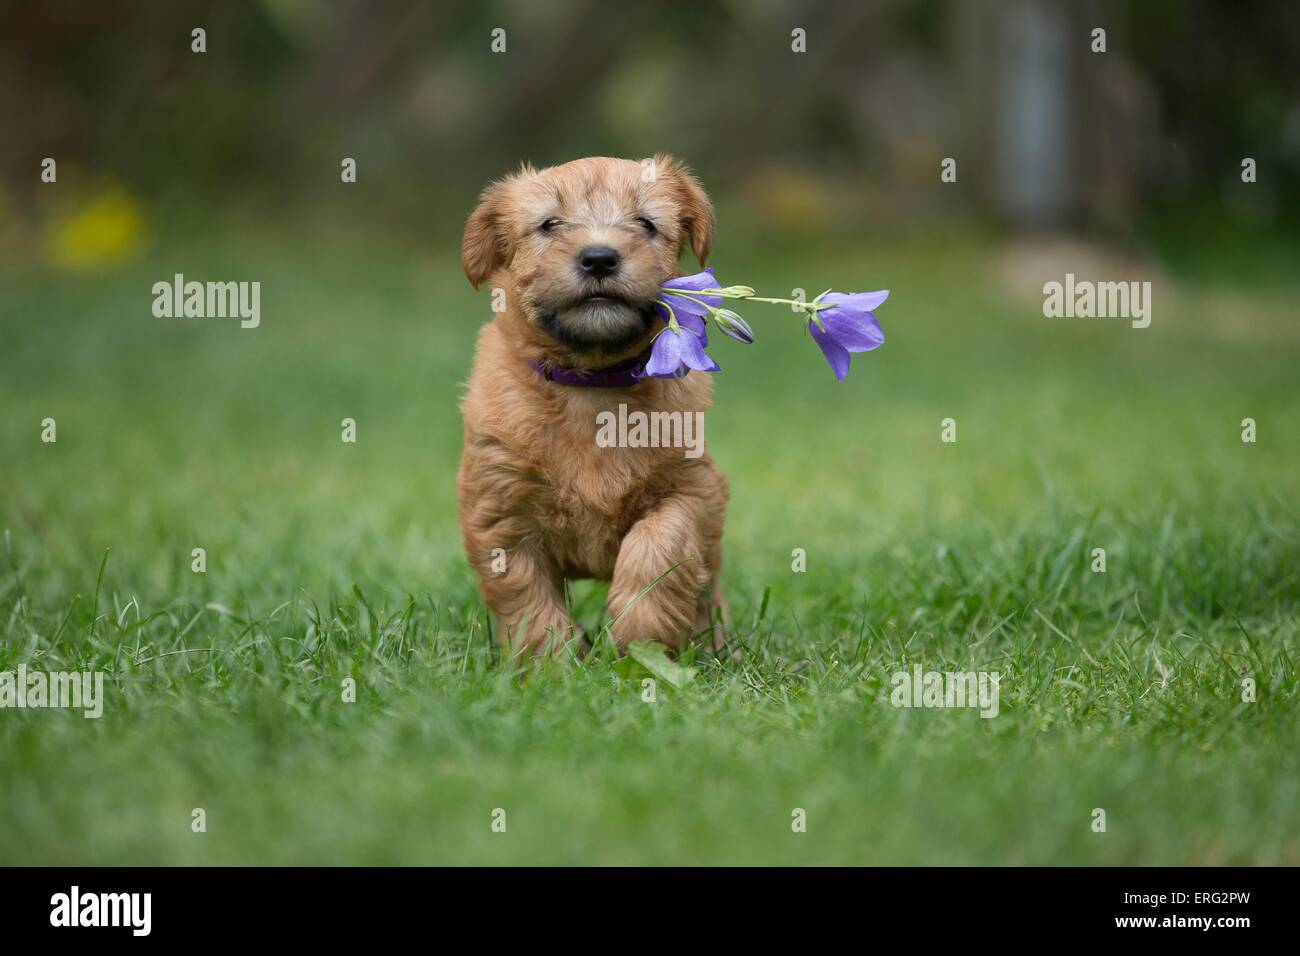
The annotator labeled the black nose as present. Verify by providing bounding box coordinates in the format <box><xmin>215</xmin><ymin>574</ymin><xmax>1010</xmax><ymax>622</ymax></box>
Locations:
<box><xmin>579</xmin><ymin>245</ymin><xmax>620</xmax><ymax>278</ymax></box>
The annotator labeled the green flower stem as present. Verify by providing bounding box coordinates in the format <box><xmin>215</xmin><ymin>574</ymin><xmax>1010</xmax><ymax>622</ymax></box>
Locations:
<box><xmin>651</xmin><ymin>299</ymin><xmax>682</xmax><ymax>337</ymax></box>
<box><xmin>660</xmin><ymin>288</ymin><xmax>830</xmax><ymax>313</ymax></box>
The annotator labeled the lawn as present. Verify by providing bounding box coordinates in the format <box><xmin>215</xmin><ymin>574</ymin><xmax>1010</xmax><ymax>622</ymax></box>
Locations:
<box><xmin>1</xmin><ymin>215</ymin><xmax>1298</xmax><ymax>864</ymax></box>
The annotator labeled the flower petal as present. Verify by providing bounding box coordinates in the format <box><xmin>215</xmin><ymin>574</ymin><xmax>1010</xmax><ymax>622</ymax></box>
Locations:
<box><xmin>678</xmin><ymin>329</ymin><xmax>720</xmax><ymax>373</ymax></box>
<box><xmin>657</xmin><ymin>292</ymin><xmax>718</xmax><ymax>322</ymax></box>
<box><xmin>657</xmin><ymin>268</ymin><xmax>722</xmax><ymax>321</ymax></box>
<box><xmin>643</xmin><ymin>328</ymin><xmax>683</xmax><ymax>377</ymax></box>
<box><xmin>822</xmin><ymin>290</ymin><xmax>889</xmax><ymax>312</ymax></box>
<box><xmin>820</xmin><ymin>306</ymin><xmax>884</xmax><ymax>353</ymax></box>
<box><xmin>809</xmin><ymin>321</ymin><xmax>851</xmax><ymax>380</ymax></box>
<box><xmin>661</xmin><ymin>268</ymin><xmax>718</xmax><ymax>293</ymax></box>
<box><xmin>675</xmin><ymin>310</ymin><xmax>708</xmax><ymax>342</ymax></box>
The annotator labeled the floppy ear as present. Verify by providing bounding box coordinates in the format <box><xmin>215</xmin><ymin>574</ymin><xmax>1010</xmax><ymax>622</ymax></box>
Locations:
<box><xmin>461</xmin><ymin>179</ymin><xmax>509</xmax><ymax>289</ymax></box>
<box><xmin>656</xmin><ymin>154</ymin><xmax>715</xmax><ymax>266</ymax></box>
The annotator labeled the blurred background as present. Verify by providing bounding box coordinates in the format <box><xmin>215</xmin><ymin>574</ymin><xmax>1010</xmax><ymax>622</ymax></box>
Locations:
<box><xmin>3</xmin><ymin>0</ymin><xmax>1299</xmax><ymax>261</ymax></box>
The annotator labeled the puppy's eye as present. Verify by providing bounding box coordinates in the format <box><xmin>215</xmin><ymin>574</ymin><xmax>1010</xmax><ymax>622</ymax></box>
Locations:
<box><xmin>635</xmin><ymin>217</ymin><xmax>657</xmax><ymax>236</ymax></box>
<box><xmin>539</xmin><ymin>218</ymin><xmax>562</xmax><ymax>234</ymax></box>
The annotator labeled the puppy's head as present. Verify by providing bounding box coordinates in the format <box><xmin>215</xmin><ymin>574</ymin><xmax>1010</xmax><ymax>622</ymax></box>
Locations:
<box><xmin>462</xmin><ymin>155</ymin><xmax>714</xmax><ymax>357</ymax></box>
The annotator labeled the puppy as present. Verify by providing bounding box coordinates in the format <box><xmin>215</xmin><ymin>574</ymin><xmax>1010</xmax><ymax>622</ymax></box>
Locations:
<box><xmin>457</xmin><ymin>155</ymin><xmax>728</xmax><ymax>658</ymax></box>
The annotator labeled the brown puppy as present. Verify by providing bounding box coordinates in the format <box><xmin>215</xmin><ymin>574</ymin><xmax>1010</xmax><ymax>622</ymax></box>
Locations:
<box><xmin>457</xmin><ymin>155</ymin><xmax>728</xmax><ymax>658</ymax></box>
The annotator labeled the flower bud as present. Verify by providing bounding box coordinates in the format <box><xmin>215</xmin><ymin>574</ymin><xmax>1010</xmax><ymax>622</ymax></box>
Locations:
<box><xmin>712</xmin><ymin>308</ymin><xmax>755</xmax><ymax>344</ymax></box>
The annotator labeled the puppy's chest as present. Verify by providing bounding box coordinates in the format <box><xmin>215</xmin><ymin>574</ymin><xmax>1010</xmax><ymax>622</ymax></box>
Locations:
<box><xmin>530</xmin><ymin>403</ymin><xmax>686</xmax><ymax>570</ymax></box>
<box><xmin>539</xmin><ymin>433</ymin><xmax>671</xmax><ymax>522</ymax></box>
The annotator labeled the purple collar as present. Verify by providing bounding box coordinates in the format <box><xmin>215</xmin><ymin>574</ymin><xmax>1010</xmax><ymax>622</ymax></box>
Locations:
<box><xmin>527</xmin><ymin>354</ymin><xmax>648</xmax><ymax>389</ymax></box>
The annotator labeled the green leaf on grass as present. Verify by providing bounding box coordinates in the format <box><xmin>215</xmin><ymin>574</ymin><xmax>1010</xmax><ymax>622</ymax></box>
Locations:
<box><xmin>622</xmin><ymin>640</ymin><xmax>696</xmax><ymax>690</ymax></box>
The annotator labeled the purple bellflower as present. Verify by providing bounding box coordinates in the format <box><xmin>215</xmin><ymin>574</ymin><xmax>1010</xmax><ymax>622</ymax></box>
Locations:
<box><xmin>640</xmin><ymin>269</ymin><xmax>726</xmax><ymax>378</ymax></box>
<box><xmin>655</xmin><ymin>268</ymin><xmax>723</xmax><ymax>343</ymax></box>
<box><xmin>642</xmin><ymin>323</ymin><xmax>720</xmax><ymax>378</ymax></box>
<box><xmin>807</xmin><ymin>290</ymin><xmax>888</xmax><ymax>381</ymax></box>
<box><xmin>637</xmin><ymin>269</ymin><xmax>888</xmax><ymax>382</ymax></box>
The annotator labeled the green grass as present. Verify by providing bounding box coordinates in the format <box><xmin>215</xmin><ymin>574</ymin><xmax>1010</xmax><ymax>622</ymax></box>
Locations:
<box><xmin>2</xmin><ymin>218</ymin><xmax>1298</xmax><ymax>864</ymax></box>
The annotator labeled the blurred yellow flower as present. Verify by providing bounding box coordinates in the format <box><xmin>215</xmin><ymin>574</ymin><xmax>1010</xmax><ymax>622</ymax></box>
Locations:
<box><xmin>44</xmin><ymin>186</ymin><xmax>150</xmax><ymax>270</ymax></box>
<box><xmin>750</xmin><ymin>168</ymin><xmax>831</xmax><ymax>231</ymax></box>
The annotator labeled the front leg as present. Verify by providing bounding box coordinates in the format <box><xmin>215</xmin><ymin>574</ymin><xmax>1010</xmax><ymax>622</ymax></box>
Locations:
<box><xmin>479</xmin><ymin>536</ymin><xmax>578</xmax><ymax>658</ymax></box>
<box><xmin>606</xmin><ymin>466</ymin><xmax>727</xmax><ymax>653</ymax></box>
<box><xmin>459</xmin><ymin>451</ymin><xmax>579</xmax><ymax>659</ymax></box>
